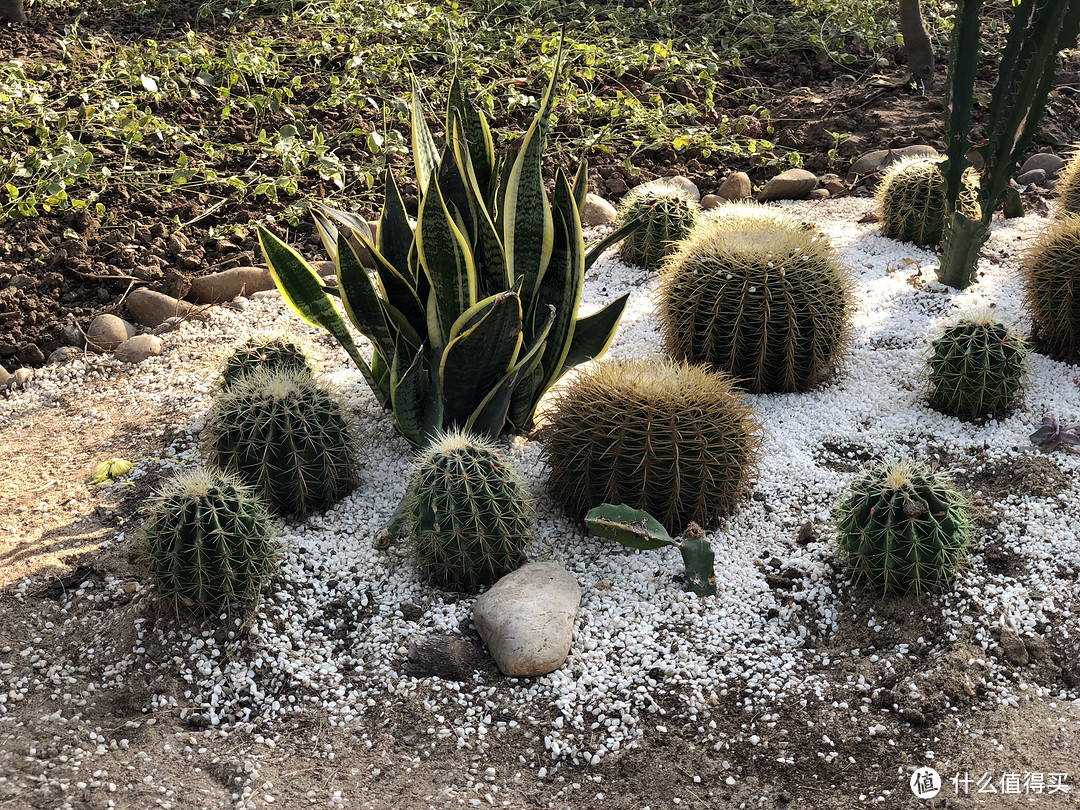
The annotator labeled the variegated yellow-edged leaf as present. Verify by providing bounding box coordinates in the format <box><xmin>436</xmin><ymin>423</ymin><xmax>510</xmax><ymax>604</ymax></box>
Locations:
<box><xmin>572</xmin><ymin>160</ymin><xmax>589</xmax><ymax>214</ymax></box>
<box><xmin>411</xmin><ymin>77</ymin><xmax>440</xmax><ymax>202</ymax></box>
<box><xmin>559</xmin><ymin>293</ymin><xmax>629</xmax><ymax>377</ymax></box>
<box><xmin>447</xmin><ymin>75</ymin><xmax>495</xmax><ymax>197</ymax></box>
<box><xmin>416</xmin><ymin>171</ymin><xmax>477</xmax><ymax>346</ymax></box>
<box><xmin>377</xmin><ymin>168</ymin><xmax>414</xmax><ymax>280</ymax></box>
<box><xmin>390</xmin><ymin>340</ymin><xmax>437</xmax><ymax>449</ymax></box>
<box><xmin>450</xmin><ymin>113</ymin><xmax>508</xmax><ymax>294</ymax></box>
<box><xmin>335</xmin><ymin>232</ymin><xmax>396</xmax><ymax>362</ymax></box>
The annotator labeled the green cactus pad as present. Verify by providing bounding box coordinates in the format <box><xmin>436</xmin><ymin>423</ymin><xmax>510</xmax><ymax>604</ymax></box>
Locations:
<box><xmin>220</xmin><ymin>334</ymin><xmax>312</xmax><ymax>391</ymax></box>
<box><xmin>835</xmin><ymin>460</ymin><xmax>971</xmax><ymax>596</ymax></box>
<box><xmin>926</xmin><ymin>313</ymin><xmax>1030</xmax><ymax>419</ymax></box>
<box><xmin>540</xmin><ymin>359</ymin><xmax>761</xmax><ymax>532</ymax></box>
<box><xmin>1024</xmin><ymin>214</ymin><xmax>1080</xmax><ymax>361</ymax></box>
<box><xmin>139</xmin><ymin>468</ymin><xmax>280</xmax><ymax>613</ymax></box>
<box><xmin>400</xmin><ymin>430</ymin><xmax>531</xmax><ymax>592</ymax></box>
<box><xmin>206</xmin><ymin>367</ymin><xmax>354</xmax><ymax>517</ymax></box>
<box><xmin>1059</xmin><ymin>147</ymin><xmax>1080</xmax><ymax>216</ymax></box>
<box><xmin>877</xmin><ymin>157</ymin><xmax>980</xmax><ymax>247</ymax></box>
<box><xmin>616</xmin><ymin>185</ymin><xmax>701</xmax><ymax>270</ymax></box>
<box><xmin>658</xmin><ymin>203</ymin><xmax>852</xmax><ymax>394</ymax></box>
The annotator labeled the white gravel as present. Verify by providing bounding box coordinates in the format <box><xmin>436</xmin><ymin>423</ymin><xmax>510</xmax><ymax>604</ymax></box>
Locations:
<box><xmin>2</xmin><ymin>197</ymin><xmax>1079</xmax><ymax>784</ymax></box>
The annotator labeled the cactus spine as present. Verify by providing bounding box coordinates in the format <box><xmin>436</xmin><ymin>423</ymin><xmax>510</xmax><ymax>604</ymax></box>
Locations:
<box><xmin>658</xmin><ymin>203</ymin><xmax>852</xmax><ymax>394</ymax></box>
<box><xmin>835</xmin><ymin>460</ymin><xmax>971</xmax><ymax>596</ymax></box>
<box><xmin>1024</xmin><ymin>214</ymin><xmax>1080</xmax><ymax>361</ymax></box>
<box><xmin>617</xmin><ymin>185</ymin><xmax>701</xmax><ymax>270</ymax></box>
<box><xmin>139</xmin><ymin>469</ymin><xmax>279</xmax><ymax>613</ymax></box>
<box><xmin>877</xmin><ymin>157</ymin><xmax>980</xmax><ymax>247</ymax></box>
<box><xmin>1059</xmin><ymin>147</ymin><xmax>1080</xmax><ymax>216</ymax></box>
<box><xmin>206</xmin><ymin>367</ymin><xmax>354</xmax><ymax>517</ymax></box>
<box><xmin>540</xmin><ymin>359</ymin><xmax>761</xmax><ymax>531</ymax></box>
<box><xmin>926</xmin><ymin>313</ymin><xmax>1030</xmax><ymax>419</ymax></box>
<box><xmin>220</xmin><ymin>334</ymin><xmax>312</xmax><ymax>391</ymax></box>
<box><xmin>397</xmin><ymin>430</ymin><xmax>531</xmax><ymax>591</ymax></box>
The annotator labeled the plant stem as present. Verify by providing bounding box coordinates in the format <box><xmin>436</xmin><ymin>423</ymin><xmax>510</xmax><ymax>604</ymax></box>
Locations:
<box><xmin>936</xmin><ymin>211</ymin><xmax>989</xmax><ymax>289</ymax></box>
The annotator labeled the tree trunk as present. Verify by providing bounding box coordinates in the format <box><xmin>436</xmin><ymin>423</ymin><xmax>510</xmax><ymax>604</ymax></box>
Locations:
<box><xmin>900</xmin><ymin>0</ymin><xmax>935</xmax><ymax>91</ymax></box>
<box><xmin>0</xmin><ymin>0</ymin><xmax>25</xmax><ymax>23</ymax></box>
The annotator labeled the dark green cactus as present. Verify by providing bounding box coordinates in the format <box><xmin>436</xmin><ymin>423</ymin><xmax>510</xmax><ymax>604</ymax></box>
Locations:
<box><xmin>1059</xmin><ymin>148</ymin><xmax>1080</xmax><ymax>216</ymax></box>
<box><xmin>220</xmin><ymin>334</ymin><xmax>312</xmax><ymax>391</ymax></box>
<box><xmin>658</xmin><ymin>204</ymin><xmax>852</xmax><ymax>394</ymax></box>
<box><xmin>835</xmin><ymin>460</ymin><xmax>971</xmax><ymax>596</ymax></box>
<box><xmin>1024</xmin><ymin>214</ymin><xmax>1080</xmax><ymax>361</ymax></box>
<box><xmin>877</xmin><ymin>157</ymin><xmax>980</xmax><ymax>247</ymax></box>
<box><xmin>540</xmin><ymin>359</ymin><xmax>761</xmax><ymax>532</ymax></box>
<box><xmin>926</xmin><ymin>313</ymin><xmax>1030</xmax><ymax>419</ymax></box>
<box><xmin>616</xmin><ymin>185</ymin><xmax>700</xmax><ymax>270</ymax></box>
<box><xmin>206</xmin><ymin>367</ymin><xmax>354</xmax><ymax>517</ymax></box>
<box><xmin>139</xmin><ymin>468</ymin><xmax>280</xmax><ymax>613</ymax></box>
<box><xmin>392</xmin><ymin>430</ymin><xmax>531</xmax><ymax>592</ymax></box>
<box><xmin>585</xmin><ymin>503</ymin><xmax>716</xmax><ymax>596</ymax></box>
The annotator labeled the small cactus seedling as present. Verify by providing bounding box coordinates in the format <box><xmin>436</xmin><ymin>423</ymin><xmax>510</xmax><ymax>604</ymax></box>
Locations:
<box><xmin>586</xmin><ymin>503</ymin><xmax>716</xmax><ymax>596</ymax></box>
<box><xmin>389</xmin><ymin>430</ymin><xmax>531</xmax><ymax>592</ymax></box>
<box><xmin>926</xmin><ymin>313</ymin><xmax>1030</xmax><ymax>419</ymax></box>
<box><xmin>1024</xmin><ymin>214</ymin><xmax>1080</xmax><ymax>360</ymax></box>
<box><xmin>206</xmin><ymin>367</ymin><xmax>354</xmax><ymax>517</ymax></box>
<box><xmin>540</xmin><ymin>359</ymin><xmax>760</xmax><ymax>531</ymax></box>
<box><xmin>220</xmin><ymin>334</ymin><xmax>312</xmax><ymax>391</ymax></box>
<box><xmin>1059</xmin><ymin>147</ymin><xmax>1080</xmax><ymax>216</ymax></box>
<box><xmin>616</xmin><ymin>185</ymin><xmax>701</xmax><ymax>270</ymax></box>
<box><xmin>834</xmin><ymin>459</ymin><xmax>971</xmax><ymax>596</ymax></box>
<box><xmin>139</xmin><ymin>468</ymin><xmax>279</xmax><ymax>613</ymax></box>
<box><xmin>877</xmin><ymin>157</ymin><xmax>980</xmax><ymax>247</ymax></box>
<box><xmin>658</xmin><ymin>204</ymin><xmax>852</xmax><ymax>393</ymax></box>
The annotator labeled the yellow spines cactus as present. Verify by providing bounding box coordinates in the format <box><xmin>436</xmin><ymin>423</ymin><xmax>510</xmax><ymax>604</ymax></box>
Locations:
<box><xmin>539</xmin><ymin>359</ymin><xmax>761</xmax><ymax>532</ymax></box>
<box><xmin>658</xmin><ymin>203</ymin><xmax>852</xmax><ymax>394</ymax></box>
<box><xmin>1058</xmin><ymin>147</ymin><xmax>1080</xmax><ymax>216</ymax></box>
<box><xmin>1024</xmin><ymin>214</ymin><xmax>1080</xmax><ymax>361</ymax></box>
<box><xmin>616</xmin><ymin>185</ymin><xmax>701</xmax><ymax>270</ymax></box>
<box><xmin>877</xmin><ymin>157</ymin><xmax>980</xmax><ymax>247</ymax></box>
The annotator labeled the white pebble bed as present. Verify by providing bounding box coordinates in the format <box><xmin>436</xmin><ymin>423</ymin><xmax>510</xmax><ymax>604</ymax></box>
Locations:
<box><xmin>2</xmin><ymin>197</ymin><xmax>1079</xmax><ymax>777</ymax></box>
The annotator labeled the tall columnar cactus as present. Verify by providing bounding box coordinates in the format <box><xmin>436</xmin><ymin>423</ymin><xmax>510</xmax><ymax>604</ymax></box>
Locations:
<box><xmin>539</xmin><ymin>359</ymin><xmax>761</xmax><ymax>532</ymax></box>
<box><xmin>389</xmin><ymin>430</ymin><xmax>531</xmax><ymax>591</ymax></box>
<box><xmin>1024</xmin><ymin>214</ymin><xmax>1080</xmax><ymax>361</ymax></box>
<box><xmin>877</xmin><ymin>157</ymin><xmax>980</xmax><ymax>247</ymax></box>
<box><xmin>616</xmin><ymin>185</ymin><xmax>701</xmax><ymax>270</ymax></box>
<box><xmin>926</xmin><ymin>313</ymin><xmax>1030</xmax><ymax>419</ymax></box>
<box><xmin>220</xmin><ymin>334</ymin><xmax>312</xmax><ymax>391</ymax></box>
<box><xmin>139</xmin><ymin>469</ymin><xmax>280</xmax><ymax>613</ymax></box>
<box><xmin>206</xmin><ymin>367</ymin><xmax>354</xmax><ymax>517</ymax></box>
<box><xmin>835</xmin><ymin>460</ymin><xmax>971</xmax><ymax>596</ymax></box>
<box><xmin>1059</xmin><ymin>147</ymin><xmax>1080</xmax><ymax>216</ymax></box>
<box><xmin>658</xmin><ymin>204</ymin><xmax>852</xmax><ymax>394</ymax></box>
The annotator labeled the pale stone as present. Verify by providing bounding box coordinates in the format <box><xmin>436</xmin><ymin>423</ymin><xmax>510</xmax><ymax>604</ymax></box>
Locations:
<box><xmin>849</xmin><ymin>146</ymin><xmax>938</xmax><ymax>179</ymax></box>
<box><xmin>9</xmin><ymin>368</ymin><xmax>33</xmax><ymax>389</ymax></box>
<box><xmin>0</xmin><ymin>366</ymin><xmax>10</xmax><ymax>388</ymax></box>
<box><xmin>188</xmin><ymin>266</ymin><xmax>273</xmax><ymax>304</ymax></box>
<box><xmin>113</xmin><ymin>334</ymin><xmax>162</xmax><ymax>364</ymax></box>
<box><xmin>86</xmin><ymin>314</ymin><xmax>136</xmax><ymax>352</ymax></box>
<box><xmin>473</xmin><ymin>562</ymin><xmax>581</xmax><ymax>678</ymax></box>
<box><xmin>126</xmin><ymin>289</ymin><xmax>196</xmax><ymax>328</ymax></box>
<box><xmin>634</xmin><ymin>175</ymin><xmax>700</xmax><ymax>201</ymax></box>
<box><xmin>716</xmin><ymin>171</ymin><xmax>752</xmax><ymax>201</ymax></box>
<box><xmin>758</xmin><ymin>168</ymin><xmax>818</xmax><ymax>202</ymax></box>
<box><xmin>1020</xmin><ymin>153</ymin><xmax>1066</xmax><ymax>177</ymax></box>
<box><xmin>581</xmin><ymin>193</ymin><xmax>617</xmax><ymax>227</ymax></box>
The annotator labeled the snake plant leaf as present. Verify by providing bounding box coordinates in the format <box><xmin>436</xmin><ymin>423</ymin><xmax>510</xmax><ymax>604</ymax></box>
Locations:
<box><xmin>355</xmin><ymin>220</ymin><xmax>427</xmax><ymax>331</ymax></box>
<box><xmin>391</xmin><ymin>340</ymin><xmax>434</xmax><ymax>448</ymax></box>
<box><xmin>584</xmin><ymin>216</ymin><xmax>644</xmax><ymax>272</ymax></box>
<box><xmin>377</xmin><ymin>168</ymin><xmax>414</xmax><ymax>280</ymax></box>
<box><xmin>450</xmin><ymin>113</ymin><xmax>508</xmax><ymax>294</ymax></box>
<box><xmin>502</xmin><ymin>38</ymin><xmax>564</xmax><ymax>299</ymax></box>
<box><xmin>438</xmin><ymin>145</ymin><xmax>477</xmax><ymax>246</ymax></box>
<box><xmin>680</xmin><ymin>536</ymin><xmax>717</xmax><ymax>597</ymax></box>
<box><xmin>257</xmin><ymin>226</ymin><xmax>377</xmax><ymax>390</ymax></box>
<box><xmin>558</xmin><ymin>293</ymin><xmax>630</xmax><ymax>377</ymax></box>
<box><xmin>440</xmin><ymin>292</ymin><xmax>524</xmax><ymax>429</ymax></box>
<box><xmin>371</xmin><ymin>349</ymin><xmax>391</xmax><ymax>405</ymax></box>
<box><xmin>585</xmin><ymin>504</ymin><xmax>675</xmax><ymax>550</ymax></box>
<box><xmin>572</xmin><ymin>161</ymin><xmax>589</xmax><ymax>213</ymax></box>
<box><xmin>467</xmin><ymin>305</ymin><xmax>553</xmax><ymax>439</ymax></box>
<box><xmin>312</xmin><ymin>206</ymin><xmax>340</xmax><ymax>265</ymax></box>
<box><xmin>417</xmin><ymin>170</ymin><xmax>478</xmax><ymax>344</ymax></box>
<box><xmin>335</xmin><ymin>232</ymin><xmax>396</xmax><ymax>362</ymax></box>
<box><xmin>411</xmin><ymin>77</ymin><xmax>440</xmax><ymax>200</ymax></box>
<box><xmin>447</xmin><ymin>75</ymin><xmax>495</xmax><ymax>198</ymax></box>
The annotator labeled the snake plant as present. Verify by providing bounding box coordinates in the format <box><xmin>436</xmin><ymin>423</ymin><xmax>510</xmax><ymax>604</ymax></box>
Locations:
<box><xmin>938</xmin><ymin>0</ymin><xmax>1080</xmax><ymax>289</ymax></box>
<box><xmin>257</xmin><ymin>40</ymin><xmax>638</xmax><ymax>447</ymax></box>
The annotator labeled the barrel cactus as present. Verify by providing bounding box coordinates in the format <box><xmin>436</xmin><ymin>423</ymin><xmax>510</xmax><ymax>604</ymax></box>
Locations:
<box><xmin>877</xmin><ymin>157</ymin><xmax>980</xmax><ymax>247</ymax></box>
<box><xmin>220</xmin><ymin>334</ymin><xmax>312</xmax><ymax>391</ymax></box>
<box><xmin>539</xmin><ymin>359</ymin><xmax>761</xmax><ymax>532</ymax></box>
<box><xmin>616</xmin><ymin>185</ymin><xmax>701</xmax><ymax>270</ymax></box>
<box><xmin>1024</xmin><ymin>214</ymin><xmax>1080</xmax><ymax>361</ymax></box>
<box><xmin>926</xmin><ymin>313</ymin><xmax>1030</xmax><ymax>419</ymax></box>
<box><xmin>139</xmin><ymin>468</ymin><xmax>280</xmax><ymax>613</ymax></box>
<box><xmin>391</xmin><ymin>430</ymin><xmax>531</xmax><ymax>591</ymax></box>
<box><xmin>834</xmin><ymin>459</ymin><xmax>971</xmax><ymax>596</ymax></box>
<box><xmin>658</xmin><ymin>203</ymin><xmax>852</xmax><ymax>394</ymax></box>
<box><xmin>206</xmin><ymin>367</ymin><xmax>354</xmax><ymax>517</ymax></box>
<box><xmin>1059</xmin><ymin>147</ymin><xmax>1080</xmax><ymax>215</ymax></box>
